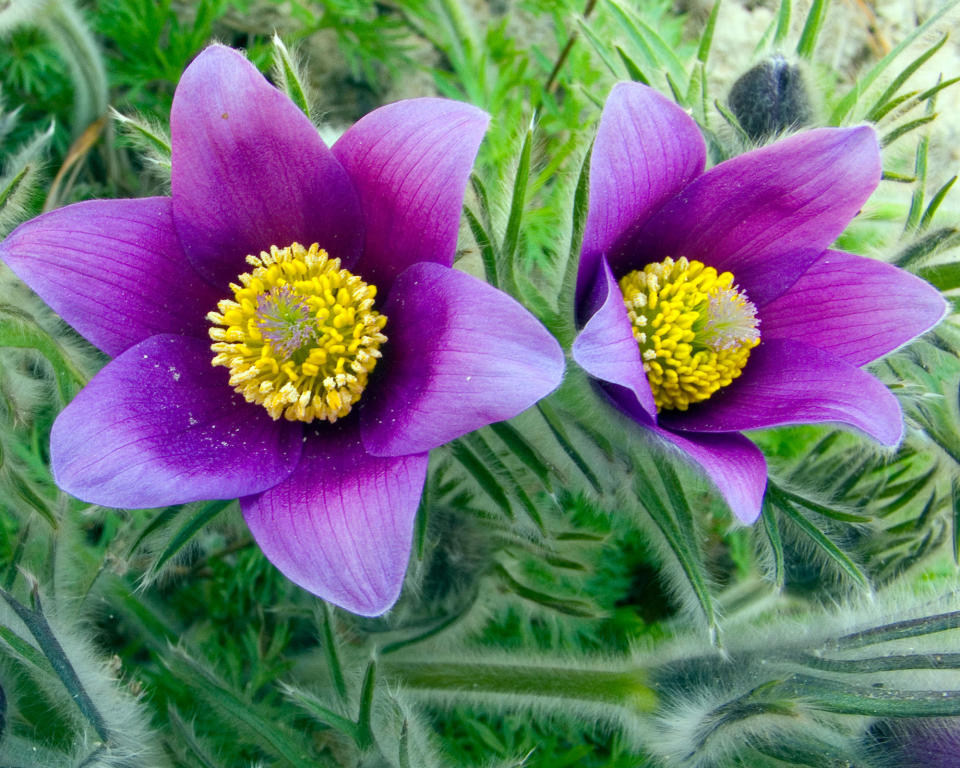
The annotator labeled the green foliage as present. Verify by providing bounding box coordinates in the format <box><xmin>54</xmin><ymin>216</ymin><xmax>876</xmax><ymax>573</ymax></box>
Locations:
<box><xmin>96</xmin><ymin>0</ymin><xmax>236</xmax><ymax>113</ymax></box>
<box><xmin>0</xmin><ymin>28</ymin><xmax>74</xmax><ymax>157</ymax></box>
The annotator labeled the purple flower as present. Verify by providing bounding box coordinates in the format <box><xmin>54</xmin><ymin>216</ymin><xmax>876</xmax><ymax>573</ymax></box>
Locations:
<box><xmin>870</xmin><ymin>719</ymin><xmax>960</xmax><ymax>768</ymax></box>
<box><xmin>0</xmin><ymin>46</ymin><xmax>564</xmax><ymax>616</ymax></box>
<box><xmin>572</xmin><ymin>83</ymin><xmax>946</xmax><ymax>524</ymax></box>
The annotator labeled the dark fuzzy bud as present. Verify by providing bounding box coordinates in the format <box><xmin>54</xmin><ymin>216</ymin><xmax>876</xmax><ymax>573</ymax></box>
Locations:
<box><xmin>728</xmin><ymin>56</ymin><xmax>812</xmax><ymax>141</ymax></box>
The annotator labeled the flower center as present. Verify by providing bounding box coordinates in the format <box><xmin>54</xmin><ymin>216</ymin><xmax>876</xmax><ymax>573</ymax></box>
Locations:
<box><xmin>619</xmin><ymin>256</ymin><xmax>760</xmax><ymax>412</ymax></box>
<box><xmin>207</xmin><ymin>242</ymin><xmax>387</xmax><ymax>423</ymax></box>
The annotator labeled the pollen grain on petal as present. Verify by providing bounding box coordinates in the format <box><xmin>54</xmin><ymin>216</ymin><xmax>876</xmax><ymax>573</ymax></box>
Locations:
<box><xmin>619</xmin><ymin>256</ymin><xmax>760</xmax><ymax>412</ymax></box>
<box><xmin>208</xmin><ymin>242</ymin><xmax>387</xmax><ymax>423</ymax></box>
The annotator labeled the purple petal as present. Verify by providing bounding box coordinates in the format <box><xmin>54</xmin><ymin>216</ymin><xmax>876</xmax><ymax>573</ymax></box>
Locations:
<box><xmin>361</xmin><ymin>263</ymin><xmax>564</xmax><ymax>457</ymax></box>
<box><xmin>613</xmin><ymin>126</ymin><xmax>881</xmax><ymax>306</ymax></box>
<box><xmin>171</xmin><ymin>45</ymin><xmax>362</xmax><ymax>287</ymax></box>
<box><xmin>661</xmin><ymin>338</ymin><xmax>903</xmax><ymax>445</ymax></box>
<box><xmin>242</xmin><ymin>425</ymin><xmax>428</xmax><ymax>616</ymax></box>
<box><xmin>332</xmin><ymin>98</ymin><xmax>489</xmax><ymax>292</ymax></box>
<box><xmin>0</xmin><ymin>198</ymin><xmax>221</xmax><ymax>357</ymax></box>
<box><xmin>760</xmin><ymin>249</ymin><xmax>947</xmax><ymax>366</ymax></box>
<box><xmin>51</xmin><ymin>335</ymin><xmax>302</xmax><ymax>508</ymax></box>
<box><xmin>652</xmin><ymin>426</ymin><xmax>767</xmax><ymax>524</ymax></box>
<box><xmin>578</xmin><ymin>82</ymin><xmax>705</xmax><ymax>307</ymax></box>
<box><xmin>887</xmin><ymin>720</ymin><xmax>960</xmax><ymax>768</ymax></box>
<box><xmin>572</xmin><ymin>256</ymin><xmax>656</xmax><ymax>421</ymax></box>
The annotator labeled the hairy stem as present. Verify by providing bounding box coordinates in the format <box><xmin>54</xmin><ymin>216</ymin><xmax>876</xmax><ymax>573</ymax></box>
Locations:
<box><xmin>39</xmin><ymin>0</ymin><xmax>108</xmax><ymax>133</ymax></box>
<box><xmin>382</xmin><ymin>657</ymin><xmax>658</xmax><ymax>713</ymax></box>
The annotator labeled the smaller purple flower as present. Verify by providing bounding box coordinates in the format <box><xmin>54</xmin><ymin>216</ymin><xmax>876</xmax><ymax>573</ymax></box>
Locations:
<box><xmin>572</xmin><ymin>83</ymin><xmax>946</xmax><ymax>524</ymax></box>
<box><xmin>0</xmin><ymin>46</ymin><xmax>565</xmax><ymax>615</ymax></box>
<box><xmin>869</xmin><ymin>719</ymin><xmax>960</xmax><ymax>768</ymax></box>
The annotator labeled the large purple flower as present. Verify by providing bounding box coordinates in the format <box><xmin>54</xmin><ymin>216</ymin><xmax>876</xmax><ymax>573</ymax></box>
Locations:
<box><xmin>874</xmin><ymin>719</ymin><xmax>960</xmax><ymax>768</ymax></box>
<box><xmin>572</xmin><ymin>82</ymin><xmax>946</xmax><ymax>524</ymax></box>
<box><xmin>0</xmin><ymin>46</ymin><xmax>564</xmax><ymax>616</ymax></box>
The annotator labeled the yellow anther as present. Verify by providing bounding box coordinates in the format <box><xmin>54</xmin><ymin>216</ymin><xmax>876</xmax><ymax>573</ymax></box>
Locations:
<box><xmin>619</xmin><ymin>257</ymin><xmax>760</xmax><ymax>412</ymax></box>
<box><xmin>208</xmin><ymin>242</ymin><xmax>387</xmax><ymax>423</ymax></box>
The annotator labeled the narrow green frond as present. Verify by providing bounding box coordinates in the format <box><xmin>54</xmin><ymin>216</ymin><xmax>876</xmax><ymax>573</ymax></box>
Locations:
<box><xmin>551</xmin><ymin>144</ymin><xmax>591</xmax><ymax>346</ymax></box>
<box><xmin>164</xmin><ymin>647</ymin><xmax>317</xmax><ymax>768</ymax></box>
<box><xmin>399</xmin><ymin>721</ymin><xmax>412</xmax><ymax>768</ymax></box>
<box><xmin>464</xmin><ymin>206</ymin><xmax>499</xmax><ymax>286</ymax></box>
<box><xmin>772</xmin><ymin>0</ymin><xmax>791</xmax><ymax>47</ymax></box>
<box><xmin>4</xmin><ymin>466</ymin><xmax>56</xmax><ymax>528</ymax></box>
<box><xmin>0</xmin><ymin>587</ymin><xmax>109</xmax><ymax>740</ymax></box>
<box><xmin>920</xmin><ymin>258</ymin><xmax>960</xmax><ymax>292</ymax></box>
<box><xmin>536</xmin><ymin>402</ymin><xmax>603</xmax><ymax>494</ymax></box>
<box><xmin>920</xmin><ymin>174</ymin><xmax>957</xmax><ymax>231</ymax></box>
<box><xmin>868</xmin><ymin>89</ymin><xmax>919</xmax><ymax>123</ymax></box>
<box><xmin>865</xmin><ymin>32</ymin><xmax>949</xmax><ymax>123</ymax></box>
<box><xmin>283</xmin><ymin>683</ymin><xmax>360</xmax><ymax>742</ymax></box>
<box><xmin>881</xmin><ymin>170</ymin><xmax>916</xmax><ymax>183</ymax></box>
<box><xmin>615</xmin><ymin>47</ymin><xmax>650</xmax><ymax>84</ymax></box>
<box><xmin>0</xmin><ymin>121</ymin><xmax>54</xmax><ymax>236</ymax></box>
<box><xmin>918</xmin><ymin>75</ymin><xmax>960</xmax><ymax>102</ymax></box>
<box><xmin>500</xmin><ymin>123</ymin><xmax>534</xmax><ymax>270</ymax></box>
<box><xmin>465</xmin><ymin>431</ymin><xmax>544</xmax><ymax>531</ymax></box>
<box><xmin>714</xmin><ymin>99</ymin><xmax>751</xmax><ymax>143</ymax></box>
<box><xmin>576</xmin><ymin>17</ymin><xmax>623</xmax><ymax>78</ymax></box>
<box><xmin>881</xmin><ymin>114</ymin><xmax>937</xmax><ymax>148</ymax></box>
<box><xmin>799</xmin><ymin>650</ymin><xmax>960</xmax><ymax>674</ymax></box>
<box><xmin>167</xmin><ymin>706</ymin><xmax>227</xmax><ymax>768</ymax></box>
<box><xmin>355</xmin><ymin>661</ymin><xmax>377</xmax><ymax>749</ymax></box>
<box><xmin>906</xmin><ymin>84</ymin><xmax>937</xmax><ymax>230</ymax></box>
<box><xmin>0</xmin><ymin>102</ymin><xmax>23</xmax><ymax>145</ymax></box>
<box><xmin>767</xmin><ymin>486</ymin><xmax>869</xmax><ymax>590</ymax></box>
<box><xmin>2</xmin><ymin>521</ymin><xmax>30</xmax><ymax>591</ymax></box>
<box><xmin>633</xmin><ymin>459</ymin><xmax>718</xmax><ymax>638</ymax></box>
<box><xmin>271</xmin><ymin>34</ymin><xmax>312</xmax><ymax>119</ymax></box>
<box><xmin>834</xmin><ymin>610</ymin><xmax>960</xmax><ymax>650</ymax></box>
<box><xmin>318</xmin><ymin>601</ymin><xmax>348</xmax><ymax>703</ymax></box>
<box><xmin>126</xmin><ymin>504</ymin><xmax>182</xmax><ymax>557</ymax></box>
<box><xmin>495</xmin><ymin>562</ymin><xmax>600</xmax><ymax>617</ymax></box>
<box><xmin>603</xmin><ymin>0</ymin><xmax>687</xmax><ymax>89</ymax></box>
<box><xmin>760</xmin><ymin>500</ymin><xmax>785</xmax><ymax>589</ymax></box>
<box><xmin>665</xmin><ymin>72</ymin><xmax>684</xmax><ymax>104</ymax></box>
<box><xmin>140</xmin><ymin>499</ymin><xmax>234</xmax><ymax>585</ymax></box>
<box><xmin>953</xmin><ymin>475</ymin><xmax>960</xmax><ymax>564</ymax></box>
<box><xmin>895</xmin><ymin>226</ymin><xmax>960</xmax><ymax>267</ymax></box>
<box><xmin>697</xmin><ymin>0</ymin><xmax>721</xmax><ymax>65</ymax></box>
<box><xmin>830</xmin><ymin>0</ymin><xmax>958</xmax><ymax>124</ymax></box>
<box><xmin>110</xmin><ymin>108</ymin><xmax>171</xmax><ymax>161</ymax></box>
<box><xmin>0</xmin><ymin>305</ymin><xmax>87</xmax><ymax>403</ymax></box>
<box><xmin>449</xmin><ymin>439</ymin><xmax>515</xmax><ymax>519</ymax></box>
<box><xmin>795</xmin><ymin>0</ymin><xmax>828</xmax><ymax>60</ymax></box>
<box><xmin>773</xmin><ymin>485</ymin><xmax>872</xmax><ymax>524</ymax></box>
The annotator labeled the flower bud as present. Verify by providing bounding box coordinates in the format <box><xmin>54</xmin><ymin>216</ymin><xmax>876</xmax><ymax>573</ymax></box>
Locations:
<box><xmin>728</xmin><ymin>55</ymin><xmax>812</xmax><ymax>141</ymax></box>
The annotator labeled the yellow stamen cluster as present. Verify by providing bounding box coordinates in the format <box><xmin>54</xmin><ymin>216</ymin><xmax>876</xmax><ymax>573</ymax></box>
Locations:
<box><xmin>619</xmin><ymin>256</ymin><xmax>760</xmax><ymax>412</ymax></box>
<box><xmin>207</xmin><ymin>242</ymin><xmax>387</xmax><ymax>423</ymax></box>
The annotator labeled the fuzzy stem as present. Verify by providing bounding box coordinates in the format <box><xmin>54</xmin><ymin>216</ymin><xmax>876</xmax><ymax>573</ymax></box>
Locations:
<box><xmin>382</xmin><ymin>658</ymin><xmax>658</xmax><ymax>714</ymax></box>
<box><xmin>0</xmin><ymin>585</ymin><xmax>110</xmax><ymax>741</ymax></box>
<box><xmin>38</xmin><ymin>0</ymin><xmax>108</xmax><ymax>133</ymax></box>
<box><xmin>434</xmin><ymin>0</ymin><xmax>478</xmax><ymax>64</ymax></box>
